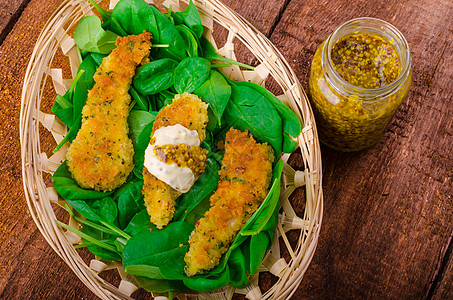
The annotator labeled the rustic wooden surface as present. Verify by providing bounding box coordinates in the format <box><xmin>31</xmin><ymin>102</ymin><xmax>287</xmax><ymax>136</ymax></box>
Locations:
<box><xmin>1</xmin><ymin>0</ymin><xmax>452</xmax><ymax>299</ymax></box>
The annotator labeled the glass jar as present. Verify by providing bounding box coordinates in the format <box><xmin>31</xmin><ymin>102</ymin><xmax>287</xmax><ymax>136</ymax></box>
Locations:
<box><xmin>308</xmin><ymin>17</ymin><xmax>412</xmax><ymax>151</ymax></box>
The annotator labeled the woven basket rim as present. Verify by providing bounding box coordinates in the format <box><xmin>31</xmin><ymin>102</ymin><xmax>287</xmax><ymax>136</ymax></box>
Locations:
<box><xmin>20</xmin><ymin>0</ymin><xmax>323</xmax><ymax>299</ymax></box>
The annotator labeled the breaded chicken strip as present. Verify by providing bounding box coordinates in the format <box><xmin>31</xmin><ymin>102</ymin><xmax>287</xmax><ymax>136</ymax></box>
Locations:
<box><xmin>184</xmin><ymin>128</ymin><xmax>274</xmax><ymax>276</ymax></box>
<box><xmin>66</xmin><ymin>32</ymin><xmax>152</xmax><ymax>192</ymax></box>
<box><xmin>143</xmin><ymin>93</ymin><xmax>208</xmax><ymax>229</ymax></box>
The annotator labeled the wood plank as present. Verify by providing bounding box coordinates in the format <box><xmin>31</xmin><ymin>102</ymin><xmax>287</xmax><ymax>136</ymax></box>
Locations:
<box><xmin>268</xmin><ymin>0</ymin><xmax>453</xmax><ymax>298</ymax></box>
<box><xmin>426</xmin><ymin>41</ymin><xmax>453</xmax><ymax>300</ymax></box>
<box><xmin>0</xmin><ymin>0</ymin><xmax>30</xmax><ymax>44</ymax></box>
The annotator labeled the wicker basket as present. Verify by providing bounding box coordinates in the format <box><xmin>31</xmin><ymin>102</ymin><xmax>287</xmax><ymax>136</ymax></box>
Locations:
<box><xmin>20</xmin><ymin>0</ymin><xmax>323</xmax><ymax>299</ymax></box>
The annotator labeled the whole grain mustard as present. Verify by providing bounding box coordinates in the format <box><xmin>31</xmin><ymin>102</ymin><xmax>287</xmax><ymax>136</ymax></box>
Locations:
<box><xmin>308</xmin><ymin>18</ymin><xmax>412</xmax><ymax>151</ymax></box>
<box><xmin>331</xmin><ymin>32</ymin><xmax>401</xmax><ymax>88</ymax></box>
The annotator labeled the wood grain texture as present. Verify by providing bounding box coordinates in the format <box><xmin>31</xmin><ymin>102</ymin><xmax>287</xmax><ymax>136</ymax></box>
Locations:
<box><xmin>268</xmin><ymin>0</ymin><xmax>453</xmax><ymax>298</ymax></box>
<box><xmin>427</xmin><ymin>38</ymin><xmax>453</xmax><ymax>300</ymax></box>
<box><xmin>0</xmin><ymin>0</ymin><xmax>31</xmax><ymax>44</ymax></box>
<box><xmin>1</xmin><ymin>0</ymin><xmax>452</xmax><ymax>299</ymax></box>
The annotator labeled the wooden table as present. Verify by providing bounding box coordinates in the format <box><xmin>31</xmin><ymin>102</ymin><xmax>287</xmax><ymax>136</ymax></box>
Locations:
<box><xmin>1</xmin><ymin>0</ymin><xmax>452</xmax><ymax>299</ymax></box>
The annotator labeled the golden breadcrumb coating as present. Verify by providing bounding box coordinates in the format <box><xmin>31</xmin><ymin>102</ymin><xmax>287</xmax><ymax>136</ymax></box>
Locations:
<box><xmin>184</xmin><ymin>128</ymin><xmax>274</xmax><ymax>277</ymax></box>
<box><xmin>66</xmin><ymin>32</ymin><xmax>152</xmax><ymax>192</ymax></box>
<box><xmin>143</xmin><ymin>93</ymin><xmax>208</xmax><ymax>229</ymax></box>
<box><xmin>142</xmin><ymin>168</ymin><xmax>182</xmax><ymax>228</ymax></box>
<box><xmin>218</xmin><ymin>129</ymin><xmax>274</xmax><ymax>200</ymax></box>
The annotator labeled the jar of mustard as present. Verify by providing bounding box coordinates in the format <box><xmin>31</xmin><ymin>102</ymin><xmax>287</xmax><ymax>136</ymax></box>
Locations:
<box><xmin>308</xmin><ymin>17</ymin><xmax>412</xmax><ymax>151</ymax></box>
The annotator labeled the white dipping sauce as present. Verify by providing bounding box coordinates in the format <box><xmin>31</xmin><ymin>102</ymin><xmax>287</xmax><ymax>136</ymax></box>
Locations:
<box><xmin>144</xmin><ymin>124</ymin><xmax>200</xmax><ymax>193</ymax></box>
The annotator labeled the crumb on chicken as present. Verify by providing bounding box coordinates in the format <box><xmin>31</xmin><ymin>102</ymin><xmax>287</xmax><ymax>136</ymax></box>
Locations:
<box><xmin>184</xmin><ymin>128</ymin><xmax>274</xmax><ymax>277</ymax></box>
<box><xmin>66</xmin><ymin>32</ymin><xmax>152</xmax><ymax>192</ymax></box>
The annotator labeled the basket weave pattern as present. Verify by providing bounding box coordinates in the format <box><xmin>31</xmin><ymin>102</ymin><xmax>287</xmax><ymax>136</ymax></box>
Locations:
<box><xmin>20</xmin><ymin>0</ymin><xmax>323</xmax><ymax>299</ymax></box>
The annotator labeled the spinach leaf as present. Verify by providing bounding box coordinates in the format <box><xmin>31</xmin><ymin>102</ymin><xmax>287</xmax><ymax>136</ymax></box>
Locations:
<box><xmin>82</xmin><ymin>224</ymin><xmax>121</xmax><ymax>261</ymax></box>
<box><xmin>111</xmin><ymin>0</ymin><xmax>159</xmax><ymax>39</ymax></box>
<box><xmin>148</xmin><ymin>94</ymin><xmax>161</xmax><ymax>112</ymax></box>
<box><xmin>283</xmin><ymin>133</ymin><xmax>298</xmax><ymax>153</ymax></box>
<box><xmin>156</xmin><ymin>246</ymin><xmax>190</xmax><ymax>280</ymax></box>
<box><xmin>90</xmin><ymin>196</ymin><xmax>119</xmax><ymax>224</ymax></box>
<box><xmin>53</xmin><ymin>54</ymin><xmax>98</xmax><ymax>152</ymax></box>
<box><xmin>205</xmin><ymin>107</ymin><xmax>219</xmax><ymax>132</ymax></box>
<box><xmin>130</xmin><ymin>86</ymin><xmax>149</xmax><ymax>111</ymax></box>
<box><xmin>66</xmin><ymin>196</ymin><xmax>122</xmax><ymax>260</ymax></box>
<box><xmin>89</xmin><ymin>52</ymin><xmax>107</xmax><ymax>66</ymax></box>
<box><xmin>133</xmin><ymin>121</ymin><xmax>154</xmax><ymax>179</ymax></box>
<box><xmin>115</xmin><ymin>179</ymin><xmax>145</xmax><ymax>229</ymax></box>
<box><xmin>124</xmin><ymin>209</ymin><xmax>156</xmax><ymax>236</ymax></box>
<box><xmin>74</xmin><ymin>15</ymin><xmax>118</xmax><ymax>54</ymax></box>
<box><xmin>201</xmin><ymin>130</ymin><xmax>215</xmax><ymax>153</ymax></box>
<box><xmin>174</xmin><ymin>57</ymin><xmax>210</xmax><ymax>94</ymax></box>
<box><xmin>53</xmin><ymin>115</ymin><xmax>81</xmax><ymax>152</ymax></box>
<box><xmin>226</xmin><ymin>247</ymin><xmax>249</xmax><ymax>288</ymax></box>
<box><xmin>224</xmin><ymin>85</ymin><xmax>283</xmax><ymax>156</ymax></box>
<box><xmin>183</xmin><ymin>266</ymin><xmax>230</xmax><ymax>292</ymax></box>
<box><xmin>133</xmin><ymin>58</ymin><xmax>178</xmax><ymax>95</ymax></box>
<box><xmin>51</xmin><ymin>65</ymin><xmax>87</xmax><ymax>130</ymax></box>
<box><xmin>53</xmin><ymin>162</ymin><xmax>114</xmax><ymax>200</ymax></box>
<box><xmin>200</xmin><ymin>36</ymin><xmax>254</xmax><ymax>70</ymax></box>
<box><xmin>66</xmin><ymin>197</ymin><xmax>117</xmax><ymax>223</ymax></box>
<box><xmin>236</xmin><ymin>81</ymin><xmax>301</xmax><ymax>137</ymax></box>
<box><xmin>62</xmin><ymin>55</ymin><xmax>97</xmax><ymax>142</ymax></box>
<box><xmin>231</xmin><ymin>80</ymin><xmax>302</xmax><ymax>153</ymax></box>
<box><xmin>186</xmin><ymin>249</ymin><xmax>248</xmax><ymax>290</ymax></box>
<box><xmin>122</xmin><ymin>221</ymin><xmax>194</xmax><ymax>280</ymax></box>
<box><xmin>175</xmin><ymin>25</ymin><xmax>199</xmax><ymax>57</ymax></box>
<box><xmin>52</xmin><ymin>100</ymin><xmax>73</xmax><ymax>128</ymax></box>
<box><xmin>172</xmin><ymin>0</ymin><xmax>203</xmax><ymax>39</ymax></box>
<box><xmin>158</xmin><ymin>90</ymin><xmax>175</xmax><ymax>107</ymax></box>
<box><xmin>54</xmin><ymin>94</ymin><xmax>72</xmax><ymax>110</ymax></box>
<box><xmin>125</xmin><ymin>264</ymin><xmax>165</xmax><ymax>279</ymax></box>
<box><xmin>147</xmin><ymin>91</ymin><xmax>174</xmax><ymax>111</ymax></box>
<box><xmin>87</xmin><ymin>0</ymin><xmax>112</xmax><ymax>22</ymax></box>
<box><xmin>261</xmin><ymin>193</ymin><xmax>280</xmax><ymax>235</ymax></box>
<box><xmin>74</xmin><ymin>53</ymin><xmax>98</xmax><ymax>99</ymax></box>
<box><xmin>194</xmin><ymin>69</ymin><xmax>231</xmax><ymax>126</ymax></box>
<box><xmin>135</xmin><ymin>276</ymin><xmax>186</xmax><ymax>293</ymax></box>
<box><xmin>111</xmin><ymin>0</ymin><xmax>187</xmax><ymax>60</ymax></box>
<box><xmin>151</xmin><ymin>3</ymin><xmax>189</xmax><ymax>61</ymax></box>
<box><xmin>66</xmin><ymin>200</ymin><xmax>104</xmax><ymax>222</ymax></box>
<box><xmin>246</xmin><ymin>231</ymin><xmax>271</xmax><ymax>275</ymax></box>
<box><xmin>72</xmin><ymin>86</ymin><xmax>89</xmax><ymax>125</ymax></box>
<box><xmin>114</xmin><ymin>238</ymin><xmax>127</xmax><ymax>253</ymax></box>
<box><xmin>128</xmin><ymin>109</ymin><xmax>156</xmax><ymax>145</ymax></box>
<box><xmin>174</xmin><ymin>158</ymin><xmax>221</xmax><ymax>223</ymax></box>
